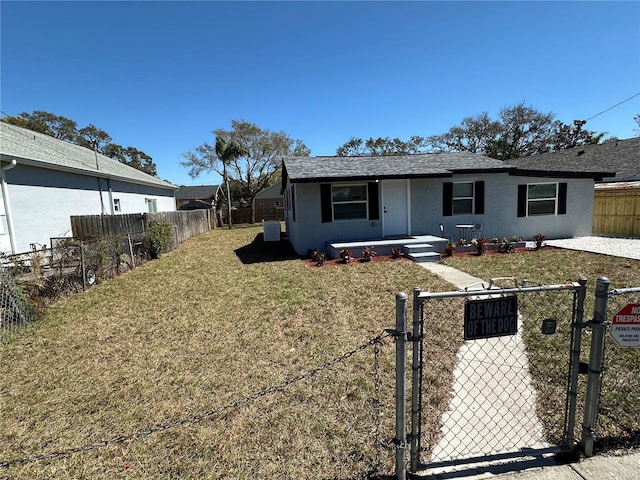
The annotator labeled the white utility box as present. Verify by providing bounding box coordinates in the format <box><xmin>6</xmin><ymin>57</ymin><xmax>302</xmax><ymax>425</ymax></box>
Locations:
<box><xmin>262</xmin><ymin>220</ymin><xmax>281</xmax><ymax>242</ymax></box>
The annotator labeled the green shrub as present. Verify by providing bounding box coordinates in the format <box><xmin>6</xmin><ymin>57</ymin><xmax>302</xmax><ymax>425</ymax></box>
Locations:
<box><xmin>147</xmin><ymin>222</ymin><xmax>174</xmax><ymax>259</ymax></box>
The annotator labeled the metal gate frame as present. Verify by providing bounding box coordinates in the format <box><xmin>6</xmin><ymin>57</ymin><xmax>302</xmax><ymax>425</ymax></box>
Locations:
<box><xmin>392</xmin><ymin>278</ymin><xmax>588</xmax><ymax>479</ymax></box>
<box><xmin>582</xmin><ymin>281</ymin><xmax>640</xmax><ymax>456</ymax></box>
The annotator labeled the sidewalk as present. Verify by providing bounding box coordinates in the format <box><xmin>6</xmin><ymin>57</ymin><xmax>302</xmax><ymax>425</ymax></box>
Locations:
<box><xmin>415</xmin><ymin>260</ymin><xmax>640</xmax><ymax>480</ymax></box>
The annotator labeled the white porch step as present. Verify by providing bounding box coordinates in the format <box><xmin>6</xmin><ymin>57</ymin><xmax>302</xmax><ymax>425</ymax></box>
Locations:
<box><xmin>404</xmin><ymin>243</ymin><xmax>435</xmax><ymax>254</ymax></box>
<box><xmin>406</xmin><ymin>251</ymin><xmax>441</xmax><ymax>263</ymax></box>
<box><xmin>404</xmin><ymin>243</ymin><xmax>441</xmax><ymax>263</ymax></box>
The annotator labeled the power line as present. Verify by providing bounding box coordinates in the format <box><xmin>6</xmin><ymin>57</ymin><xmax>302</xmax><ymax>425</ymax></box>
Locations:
<box><xmin>584</xmin><ymin>92</ymin><xmax>640</xmax><ymax>122</ymax></box>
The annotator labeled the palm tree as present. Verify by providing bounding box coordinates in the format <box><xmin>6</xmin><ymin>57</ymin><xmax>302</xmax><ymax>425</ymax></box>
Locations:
<box><xmin>215</xmin><ymin>137</ymin><xmax>245</xmax><ymax>229</ymax></box>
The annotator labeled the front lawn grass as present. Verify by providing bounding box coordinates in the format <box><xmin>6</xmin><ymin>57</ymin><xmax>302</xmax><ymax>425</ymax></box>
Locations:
<box><xmin>1</xmin><ymin>226</ymin><xmax>457</xmax><ymax>479</ymax></box>
<box><xmin>444</xmin><ymin>248</ymin><xmax>640</xmax><ymax>452</ymax></box>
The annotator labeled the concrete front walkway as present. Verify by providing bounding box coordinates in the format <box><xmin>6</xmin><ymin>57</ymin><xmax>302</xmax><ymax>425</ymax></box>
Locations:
<box><xmin>416</xmin><ymin>262</ymin><xmax>553</xmax><ymax>478</ymax></box>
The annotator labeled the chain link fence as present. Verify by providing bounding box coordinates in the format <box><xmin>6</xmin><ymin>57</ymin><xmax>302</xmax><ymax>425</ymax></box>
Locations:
<box><xmin>0</xmin><ymin>266</ymin><xmax>34</xmax><ymax>341</ymax></box>
<box><xmin>0</xmin><ymin>331</ymin><xmax>397</xmax><ymax>478</ymax></box>
<box><xmin>1</xmin><ymin>227</ymin><xmax>178</xmax><ymax>338</ymax></box>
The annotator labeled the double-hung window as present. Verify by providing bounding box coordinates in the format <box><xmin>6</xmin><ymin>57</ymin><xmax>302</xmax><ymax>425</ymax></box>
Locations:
<box><xmin>452</xmin><ymin>182</ymin><xmax>474</xmax><ymax>214</ymax></box>
<box><xmin>320</xmin><ymin>183</ymin><xmax>379</xmax><ymax>223</ymax></box>
<box><xmin>443</xmin><ymin>181</ymin><xmax>485</xmax><ymax>216</ymax></box>
<box><xmin>518</xmin><ymin>182</ymin><xmax>567</xmax><ymax>217</ymax></box>
<box><xmin>332</xmin><ymin>184</ymin><xmax>368</xmax><ymax>220</ymax></box>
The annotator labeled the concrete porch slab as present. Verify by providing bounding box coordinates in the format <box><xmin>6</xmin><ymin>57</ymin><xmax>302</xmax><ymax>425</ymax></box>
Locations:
<box><xmin>328</xmin><ymin>235</ymin><xmax>449</xmax><ymax>259</ymax></box>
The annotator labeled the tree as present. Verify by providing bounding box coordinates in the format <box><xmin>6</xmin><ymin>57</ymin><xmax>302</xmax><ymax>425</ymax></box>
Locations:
<box><xmin>550</xmin><ymin>120</ymin><xmax>605</xmax><ymax>151</ymax></box>
<box><xmin>336</xmin><ymin>135</ymin><xmax>428</xmax><ymax>156</ymax></box>
<box><xmin>485</xmin><ymin>104</ymin><xmax>557</xmax><ymax>159</ymax></box>
<box><xmin>428</xmin><ymin>103</ymin><xmax>605</xmax><ymax>160</ymax></box>
<box><xmin>181</xmin><ymin>120</ymin><xmax>310</xmax><ymax>224</ymax></box>
<box><xmin>1</xmin><ymin>111</ymin><xmax>78</xmax><ymax>141</ymax></box>
<box><xmin>216</xmin><ymin>137</ymin><xmax>246</xmax><ymax>229</ymax></box>
<box><xmin>104</xmin><ymin>144</ymin><xmax>158</xmax><ymax>176</ymax></box>
<box><xmin>426</xmin><ymin>113</ymin><xmax>501</xmax><ymax>154</ymax></box>
<box><xmin>0</xmin><ymin>110</ymin><xmax>159</xmax><ymax>176</ymax></box>
<box><xmin>77</xmin><ymin>124</ymin><xmax>112</xmax><ymax>153</ymax></box>
<box><xmin>634</xmin><ymin>114</ymin><xmax>640</xmax><ymax>136</ymax></box>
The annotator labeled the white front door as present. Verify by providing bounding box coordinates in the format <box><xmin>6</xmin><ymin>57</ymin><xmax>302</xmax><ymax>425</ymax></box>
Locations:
<box><xmin>383</xmin><ymin>179</ymin><xmax>409</xmax><ymax>237</ymax></box>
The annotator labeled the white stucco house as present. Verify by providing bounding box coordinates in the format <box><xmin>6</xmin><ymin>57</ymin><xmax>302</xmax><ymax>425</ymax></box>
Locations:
<box><xmin>0</xmin><ymin>122</ymin><xmax>177</xmax><ymax>254</ymax></box>
<box><xmin>280</xmin><ymin>152</ymin><xmax>612</xmax><ymax>257</ymax></box>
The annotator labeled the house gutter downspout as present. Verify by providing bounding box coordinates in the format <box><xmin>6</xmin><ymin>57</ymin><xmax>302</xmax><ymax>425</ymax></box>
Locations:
<box><xmin>107</xmin><ymin>178</ymin><xmax>114</xmax><ymax>215</ymax></box>
<box><xmin>1</xmin><ymin>160</ymin><xmax>17</xmax><ymax>254</ymax></box>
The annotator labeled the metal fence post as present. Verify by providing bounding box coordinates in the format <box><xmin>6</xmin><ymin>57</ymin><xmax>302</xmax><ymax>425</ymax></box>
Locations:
<box><xmin>80</xmin><ymin>240</ymin><xmax>86</xmax><ymax>291</ymax></box>
<box><xmin>410</xmin><ymin>287</ymin><xmax>422</xmax><ymax>473</ymax></box>
<box><xmin>395</xmin><ymin>292</ymin><xmax>408</xmax><ymax>480</ymax></box>
<box><xmin>127</xmin><ymin>233</ymin><xmax>135</xmax><ymax>269</ymax></box>
<box><xmin>582</xmin><ymin>276</ymin><xmax>610</xmax><ymax>457</ymax></box>
<box><xmin>566</xmin><ymin>276</ymin><xmax>587</xmax><ymax>447</ymax></box>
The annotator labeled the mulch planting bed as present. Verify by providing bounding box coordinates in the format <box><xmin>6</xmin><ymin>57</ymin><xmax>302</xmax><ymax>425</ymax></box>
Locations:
<box><xmin>303</xmin><ymin>255</ymin><xmax>412</xmax><ymax>267</ymax></box>
<box><xmin>303</xmin><ymin>246</ymin><xmax>560</xmax><ymax>267</ymax></box>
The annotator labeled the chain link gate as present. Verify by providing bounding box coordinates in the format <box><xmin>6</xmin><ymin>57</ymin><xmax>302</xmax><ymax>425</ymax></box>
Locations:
<box><xmin>406</xmin><ymin>278</ymin><xmax>587</xmax><ymax>477</ymax></box>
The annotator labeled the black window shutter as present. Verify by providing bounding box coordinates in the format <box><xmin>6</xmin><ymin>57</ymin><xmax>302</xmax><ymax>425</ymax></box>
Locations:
<box><xmin>443</xmin><ymin>182</ymin><xmax>453</xmax><ymax>216</ymax></box>
<box><xmin>558</xmin><ymin>182</ymin><xmax>567</xmax><ymax>215</ymax></box>
<box><xmin>320</xmin><ymin>184</ymin><xmax>332</xmax><ymax>223</ymax></box>
<box><xmin>368</xmin><ymin>182</ymin><xmax>379</xmax><ymax>220</ymax></box>
<box><xmin>474</xmin><ymin>181</ymin><xmax>485</xmax><ymax>214</ymax></box>
<box><xmin>517</xmin><ymin>185</ymin><xmax>527</xmax><ymax>217</ymax></box>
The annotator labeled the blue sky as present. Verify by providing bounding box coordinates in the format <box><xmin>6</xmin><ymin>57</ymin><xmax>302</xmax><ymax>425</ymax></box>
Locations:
<box><xmin>2</xmin><ymin>1</ymin><xmax>639</xmax><ymax>186</ymax></box>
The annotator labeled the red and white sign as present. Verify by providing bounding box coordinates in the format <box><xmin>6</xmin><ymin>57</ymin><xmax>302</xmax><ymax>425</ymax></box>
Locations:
<box><xmin>610</xmin><ymin>303</ymin><xmax>640</xmax><ymax>348</ymax></box>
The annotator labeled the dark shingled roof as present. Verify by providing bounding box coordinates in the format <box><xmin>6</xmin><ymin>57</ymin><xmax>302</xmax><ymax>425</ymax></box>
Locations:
<box><xmin>508</xmin><ymin>138</ymin><xmax>639</xmax><ymax>182</ymax></box>
<box><xmin>282</xmin><ymin>152</ymin><xmax>512</xmax><ymax>183</ymax></box>
<box><xmin>282</xmin><ymin>150</ymin><xmax>612</xmax><ymax>184</ymax></box>
<box><xmin>175</xmin><ymin>185</ymin><xmax>220</xmax><ymax>200</ymax></box>
<box><xmin>179</xmin><ymin>200</ymin><xmax>214</xmax><ymax>210</ymax></box>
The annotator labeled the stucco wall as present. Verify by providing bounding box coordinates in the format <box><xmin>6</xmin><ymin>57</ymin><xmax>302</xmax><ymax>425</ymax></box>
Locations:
<box><xmin>410</xmin><ymin>173</ymin><xmax>595</xmax><ymax>241</ymax></box>
<box><xmin>2</xmin><ymin>164</ymin><xmax>175</xmax><ymax>253</ymax></box>
<box><xmin>284</xmin><ymin>173</ymin><xmax>596</xmax><ymax>255</ymax></box>
<box><xmin>286</xmin><ymin>181</ymin><xmax>383</xmax><ymax>255</ymax></box>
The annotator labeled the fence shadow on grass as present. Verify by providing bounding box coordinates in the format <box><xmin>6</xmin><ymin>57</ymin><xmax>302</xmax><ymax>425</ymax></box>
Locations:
<box><xmin>234</xmin><ymin>233</ymin><xmax>300</xmax><ymax>264</ymax></box>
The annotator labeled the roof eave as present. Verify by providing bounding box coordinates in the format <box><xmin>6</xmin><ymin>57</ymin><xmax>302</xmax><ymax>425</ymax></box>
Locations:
<box><xmin>508</xmin><ymin>168</ymin><xmax>615</xmax><ymax>180</ymax></box>
<box><xmin>1</xmin><ymin>154</ymin><xmax>177</xmax><ymax>190</ymax></box>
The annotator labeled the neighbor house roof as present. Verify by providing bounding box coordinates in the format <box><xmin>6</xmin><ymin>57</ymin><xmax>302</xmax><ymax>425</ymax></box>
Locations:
<box><xmin>507</xmin><ymin>137</ymin><xmax>639</xmax><ymax>182</ymax></box>
<box><xmin>178</xmin><ymin>199</ymin><xmax>214</xmax><ymax>210</ymax></box>
<box><xmin>0</xmin><ymin>122</ymin><xmax>176</xmax><ymax>190</ymax></box>
<box><xmin>175</xmin><ymin>184</ymin><xmax>221</xmax><ymax>201</ymax></box>
<box><xmin>255</xmin><ymin>181</ymin><xmax>282</xmax><ymax>199</ymax></box>
<box><xmin>282</xmin><ymin>152</ymin><xmax>611</xmax><ymax>185</ymax></box>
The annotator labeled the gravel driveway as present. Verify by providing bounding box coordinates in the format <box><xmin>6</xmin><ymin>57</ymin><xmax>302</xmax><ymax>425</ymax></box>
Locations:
<box><xmin>535</xmin><ymin>236</ymin><xmax>640</xmax><ymax>260</ymax></box>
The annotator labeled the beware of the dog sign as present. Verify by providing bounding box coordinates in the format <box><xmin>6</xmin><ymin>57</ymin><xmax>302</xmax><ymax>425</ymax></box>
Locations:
<box><xmin>464</xmin><ymin>296</ymin><xmax>518</xmax><ymax>340</ymax></box>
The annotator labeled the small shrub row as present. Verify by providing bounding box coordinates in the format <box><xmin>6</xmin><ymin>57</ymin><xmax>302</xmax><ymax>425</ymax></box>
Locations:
<box><xmin>309</xmin><ymin>246</ymin><xmax>407</xmax><ymax>267</ymax></box>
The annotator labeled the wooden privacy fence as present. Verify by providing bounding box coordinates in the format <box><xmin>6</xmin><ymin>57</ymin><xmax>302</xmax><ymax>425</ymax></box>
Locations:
<box><xmin>71</xmin><ymin>210</ymin><xmax>211</xmax><ymax>244</ymax></box>
<box><xmin>219</xmin><ymin>206</ymin><xmax>285</xmax><ymax>226</ymax></box>
<box><xmin>592</xmin><ymin>185</ymin><xmax>640</xmax><ymax>237</ymax></box>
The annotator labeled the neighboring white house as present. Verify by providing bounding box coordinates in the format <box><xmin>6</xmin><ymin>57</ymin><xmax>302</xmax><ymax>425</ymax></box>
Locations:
<box><xmin>0</xmin><ymin>122</ymin><xmax>177</xmax><ymax>253</ymax></box>
<box><xmin>280</xmin><ymin>153</ymin><xmax>612</xmax><ymax>256</ymax></box>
